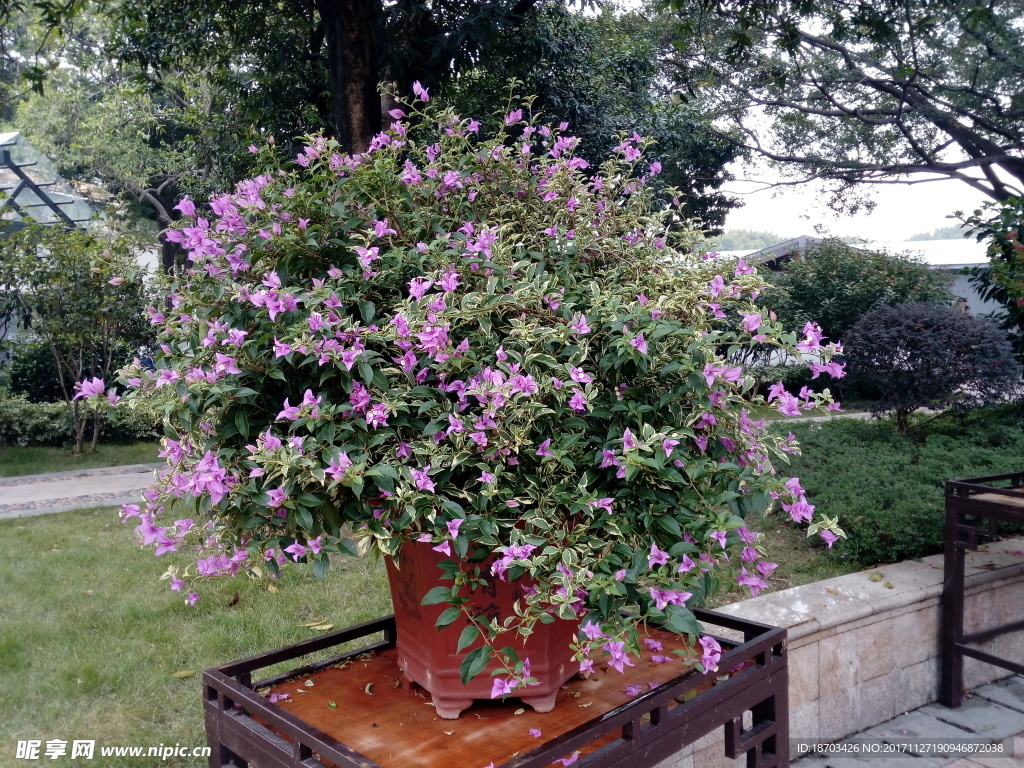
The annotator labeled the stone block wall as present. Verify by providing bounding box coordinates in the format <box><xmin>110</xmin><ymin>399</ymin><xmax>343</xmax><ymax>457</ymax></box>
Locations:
<box><xmin>653</xmin><ymin>538</ymin><xmax>1024</xmax><ymax>768</ymax></box>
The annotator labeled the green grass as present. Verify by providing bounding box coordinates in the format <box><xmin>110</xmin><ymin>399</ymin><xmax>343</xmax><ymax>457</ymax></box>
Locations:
<box><xmin>0</xmin><ymin>507</ymin><xmax>392</xmax><ymax>767</ymax></box>
<box><xmin>779</xmin><ymin>403</ymin><xmax>1024</xmax><ymax>565</ymax></box>
<box><xmin>0</xmin><ymin>442</ymin><xmax>160</xmax><ymax>477</ymax></box>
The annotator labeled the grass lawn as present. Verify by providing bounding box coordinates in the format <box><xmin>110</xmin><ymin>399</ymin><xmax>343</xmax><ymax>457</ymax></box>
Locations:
<box><xmin>0</xmin><ymin>507</ymin><xmax>391</xmax><ymax>767</ymax></box>
<box><xmin>780</xmin><ymin>403</ymin><xmax>1024</xmax><ymax>565</ymax></box>
<box><xmin>0</xmin><ymin>442</ymin><xmax>160</xmax><ymax>478</ymax></box>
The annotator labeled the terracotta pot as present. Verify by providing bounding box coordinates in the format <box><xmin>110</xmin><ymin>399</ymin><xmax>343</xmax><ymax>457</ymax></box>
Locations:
<box><xmin>385</xmin><ymin>540</ymin><xmax>581</xmax><ymax>719</ymax></box>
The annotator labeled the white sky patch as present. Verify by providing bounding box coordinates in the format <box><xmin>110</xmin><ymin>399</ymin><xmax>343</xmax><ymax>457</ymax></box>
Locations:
<box><xmin>721</xmin><ymin>162</ymin><xmax>992</xmax><ymax>241</ymax></box>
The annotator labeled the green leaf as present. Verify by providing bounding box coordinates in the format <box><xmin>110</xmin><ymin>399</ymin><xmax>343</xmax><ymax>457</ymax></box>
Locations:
<box><xmin>436</xmin><ymin>607</ymin><xmax>462</xmax><ymax>628</ymax></box>
<box><xmin>359</xmin><ymin>300</ymin><xmax>375</xmax><ymax>324</ymax></box>
<box><xmin>295</xmin><ymin>507</ymin><xmax>314</xmax><ymax>531</ymax></box>
<box><xmin>337</xmin><ymin>539</ymin><xmax>359</xmax><ymax>558</ymax></box>
<box><xmin>460</xmin><ymin>646</ymin><xmax>492</xmax><ymax>685</ymax></box>
<box><xmin>456</xmin><ymin>624</ymin><xmax>480</xmax><ymax>652</ymax></box>
<box><xmin>358</xmin><ymin>361</ymin><xmax>374</xmax><ymax>386</ymax></box>
<box><xmin>313</xmin><ymin>552</ymin><xmax>329</xmax><ymax>580</ymax></box>
<box><xmin>421</xmin><ymin>586</ymin><xmax>452</xmax><ymax>605</ymax></box>
<box><xmin>661</xmin><ymin>605</ymin><xmax>702</xmax><ymax>636</ymax></box>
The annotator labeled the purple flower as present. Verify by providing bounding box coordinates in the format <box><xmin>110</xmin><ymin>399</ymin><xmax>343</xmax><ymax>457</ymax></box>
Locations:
<box><xmin>662</xmin><ymin>438</ymin><xmax>680</xmax><ymax>457</ymax></box>
<box><xmin>629</xmin><ymin>333</ymin><xmax>648</xmax><ymax>355</ymax></box>
<box><xmin>699</xmin><ymin>635</ymin><xmax>722</xmax><ymax>672</ymax></box>
<box><xmin>649</xmin><ymin>588</ymin><xmax>692</xmax><ymax>611</ymax></box>
<box><xmin>284</xmin><ymin>542</ymin><xmax>307</xmax><ymax>562</ymax></box>
<box><xmin>648</xmin><ymin>544</ymin><xmax>669</xmax><ymax>568</ymax></box>
<box><xmin>72</xmin><ymin>377</ymin><xmax>106</xmax><ymax>401</ymax></box>
<box><xmin>412</xmin><ymin>80</ymin><xmax>430</xmax><ymax>102</ymax></box>
<box><xmin>569</xmin><ymin>389</ymin><xmax>589</xmax><ymax>413</ymax></box>
<box><xmin>536</xmin><ymin>439</ymin><xmax>554</xmax><ymax>457</ymax></box>
<box><xmin>276</xmin><ymin>398</ymin><xmax>301</xmax><ymax>421</ymax></box>
<box><xmin>505</xmin><ymin>109</ymin><xmax>523</xmax><ymax>125</ymax></box>
<box><xmin>186</xmin><ymin>593</ymin><xmax>199</xmax><ymax>606</ymax></box>
<box><xmin>568</xmin><ymin>366</ymin><xmax>593</xmax><ymax>383</ymax></box>
<box><xmin>740</xmin><ymin>313</ymin><xmax>762</xmax><ymax>333</ymax></box>
<box><xmin>325</xmin><ymin>452</ymin><xmax>352</xmax><ymax>481</ymax></box>
<box><xmin>408</xmin><ymin>277</ymin><xmax>433</xmax><ymax>300</ymax></box>
<box><xmin>710</xmin><ymin>530</ymin><xmax>728</xmax><ymax>549</ymax></box>
<box><xmin>588</xmin><ymin>497</ymin><xmax>614</xmax><ymax>513</ymax></box>
<box><xmin>266</xmin><ymin>486</ymin><xmax>288</xmax><ymax>508</ymax></box>
<box><xmin>432</xmin><ymin>540</ymin><xmax>451</xmax><ymax>556</ymax></box>
<box><xmin>622</xmin><ymin>429</ymin><xmax>638</xmax><ymax>451</ymax></box>
<box><xmin>570</xmin><ymin>314</ymin><xmax>590</xmax><ymax>335</ymax></box>
<box><xmin>643</xmin><ymin>638</ymin><xmax>663</xmax><ymax>652</ymax></box>
<box><xmin>581</xmin><ymin>620</ymin><xmax>604</xmax><ymax>640</ymax></box>
<box><xmin>625</xmin><ymin>684</ymin><xmax>643</xmax><ymax>697</ymax></box>
<box><xmin>821</xmin><ymin>529</ymin><xmax>839</xmax><ymax>548</ymax></box>
<box><xmin>411</xmin><ymin>465</ymin><xmax>436</xmax><ymax>493</ymax></box>
<box><xmin>529</xmin><ymin>728</ymin><xmax>542</xmax><ymax>738</ymax></box>
<box><xmin>490</xmin><ymin>677</ymin><xmax>516</xmax><ymax>699</ymax></box>
<box><xmin>446</xmin><ymin>519</ymin><xmax>464</xmax><ymax>538</ymax></box>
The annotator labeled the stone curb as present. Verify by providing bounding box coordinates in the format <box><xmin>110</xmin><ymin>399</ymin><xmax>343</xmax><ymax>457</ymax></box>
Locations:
<box><xmin>0</xmin><ymin>495</ymin><xmax>142</xmax><ymax>520</ymax></box>
<box><xmin>0</xmin><ymin>462</ymin><xmax>163</xmax><ymax>488</ymax></box>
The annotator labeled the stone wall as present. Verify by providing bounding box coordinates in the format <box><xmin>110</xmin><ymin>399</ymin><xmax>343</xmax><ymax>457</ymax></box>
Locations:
<box><xmin>654</xmin><ymin>537</ymin><xmax>1024</xmax><ymax>768</ymax></box>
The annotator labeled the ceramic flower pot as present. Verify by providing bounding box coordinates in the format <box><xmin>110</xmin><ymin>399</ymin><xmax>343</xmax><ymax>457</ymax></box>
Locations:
<box><xmin>385</xmin><ymin>540</ymin><xmax>581</xmax><ymax>719</ymax></box>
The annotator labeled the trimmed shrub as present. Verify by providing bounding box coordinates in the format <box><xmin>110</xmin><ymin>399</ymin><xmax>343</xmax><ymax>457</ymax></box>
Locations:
<box><xmin>845</xmin><ymin>302</ymin><xmax>1021</xmax><ymax>434</ymax></box>
<box><xmin>759</xmin><ymin>238</ymin><xmax>952</xmax><ymax>342</ymax></box>
<box><xmin>0</xmin><ymin>394</ymin><xmax>70</xmax><ymax>447</ymax></box>
<box><xmin>7</xmin><ymin>341</ymin><xmax>65</xmax><ymax>403</ymax></box>
<box><xmin>783</xmin><ymin>405</ymin><xmax>1024</xmax><ymax>565</ymax></box>
<box><xmin>0</xmin><ymin>394</ymin><xmax>160</xmax><ymax>447</ymax></box>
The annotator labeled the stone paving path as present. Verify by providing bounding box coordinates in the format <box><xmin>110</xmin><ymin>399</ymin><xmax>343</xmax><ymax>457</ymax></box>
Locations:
<box><xmin>0</xmin><ymin>462</ymin><xmax>161</xmax><ymax>519</ymax></box>
<box><xmin>795</xmin><ymin>676</ymin><xmax>1024</xmax><ymax>767</ymax></box>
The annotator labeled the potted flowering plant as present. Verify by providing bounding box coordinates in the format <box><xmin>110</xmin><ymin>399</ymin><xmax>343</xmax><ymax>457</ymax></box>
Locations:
<box><xmin>111</xmin><ymin>85</ymin><xmax>844</xmax><ymax>719</ymax></box>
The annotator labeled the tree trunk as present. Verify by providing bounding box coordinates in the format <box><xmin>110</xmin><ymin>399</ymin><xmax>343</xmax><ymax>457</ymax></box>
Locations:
<box><xmin>71</xmin><ymin>400</ymin><xmax>85</xmax><ymax>456</ymax></box>
<box><xmin>90</xmin><ymin>410</ymin><xmax>101</xmax><ymax>453</ymax></box>
<box><xmin>896</xmin><ymin>408</ymin><xmax>912</xmax><ymax>435</ymax></box>
<box><xmin>316</xmin><ymin>0</ymin><xmax>383</xmax><ymax>154</ymax></box>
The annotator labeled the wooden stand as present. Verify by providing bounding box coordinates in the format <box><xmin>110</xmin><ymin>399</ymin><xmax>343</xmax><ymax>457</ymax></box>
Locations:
<box><xmin>941</xmin><ymin>472</ymin><xmax>1024</xmax><ymax>707</ymax></box>
<box><xmin>203</xmin><ymin>609</ymin><xmax>789</xmax><ymax>768</ymax></box>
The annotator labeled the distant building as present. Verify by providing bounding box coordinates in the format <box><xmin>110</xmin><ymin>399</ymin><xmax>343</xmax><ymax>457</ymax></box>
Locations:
<box><xmin>717</xmin><ymin>235</ymin><xmax>1003</xmax><ymax>318</ymax></box>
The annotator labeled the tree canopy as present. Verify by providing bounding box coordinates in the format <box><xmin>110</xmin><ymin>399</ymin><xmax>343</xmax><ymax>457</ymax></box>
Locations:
<box><xmin>114</xmin><ymin>0</ymin><xmax>597</xmax><ymax>154</ymax></box>
<box><xmin>667</xmin><ymin>0</ymin><xmax>1024</xmax><ymax>205</ymax></box>
<box><xmin>443</xmin><ymin>4</ymin><xmax>739</xmax><ymax>227</ymax></box>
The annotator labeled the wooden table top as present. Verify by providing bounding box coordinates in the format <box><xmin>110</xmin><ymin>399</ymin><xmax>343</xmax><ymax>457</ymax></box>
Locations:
<box><xmin>263</xmin><ymin>626</ymin><xmax>717</xmax><ymax>768</ymax></box>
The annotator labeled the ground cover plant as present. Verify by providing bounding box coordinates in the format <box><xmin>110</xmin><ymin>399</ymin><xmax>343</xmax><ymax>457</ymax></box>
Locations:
<box><xmin>0</xmin><ymin>442</ymin><xmax>160</xmax><ymax>478</ymax></box>
<box><xmin>0</xmin><ymin>507</ymin><xmax>391</xmax><ymax>768</ymax></box>
<box><xmin>780</xmin><ymin>404</ymin><xmax>1024</xmax><ymax>565</ymax></box>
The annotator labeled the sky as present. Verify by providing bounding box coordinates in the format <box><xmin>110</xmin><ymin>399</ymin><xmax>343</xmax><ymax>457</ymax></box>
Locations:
<box><xmin>721</xmin><ymin>162</ymin><xmax>994</xmax><ymax>244</ymax></box>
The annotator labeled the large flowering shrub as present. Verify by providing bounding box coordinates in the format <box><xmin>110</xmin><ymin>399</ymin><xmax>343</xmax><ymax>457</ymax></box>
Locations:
<box><xmin>115</xmin><ymin>87</ymin><xmax>843</xmax><ymax>689</ymax></box>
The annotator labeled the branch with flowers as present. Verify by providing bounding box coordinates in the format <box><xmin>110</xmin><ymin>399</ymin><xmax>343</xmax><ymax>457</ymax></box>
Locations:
<box><xmin>115</xmin><ymin>82</ymin><xmax>845</xmax><ymax>693</ymax></box>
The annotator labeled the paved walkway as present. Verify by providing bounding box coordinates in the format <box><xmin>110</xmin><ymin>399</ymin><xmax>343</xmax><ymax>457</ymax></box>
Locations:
<box><xmin>0</xmin><ymin>462</ymin><xmax>161</xmax><ymax>519</ymax></box>
<box><xmin>795</xmin><ymin>676</ymin><xmax>1024</xmax><ymax>767</ymax></box>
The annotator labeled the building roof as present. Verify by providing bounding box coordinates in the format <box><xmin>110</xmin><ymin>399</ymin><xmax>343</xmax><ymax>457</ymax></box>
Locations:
<box><xmin>0</xmin><ymin>131</ymin><xmax>98</xmax><ymax>226</ymax></box>
<box><xmin>715</xmin><ymin>235</ymin><xmax>989</xmax><ymax>269</ymax></box>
